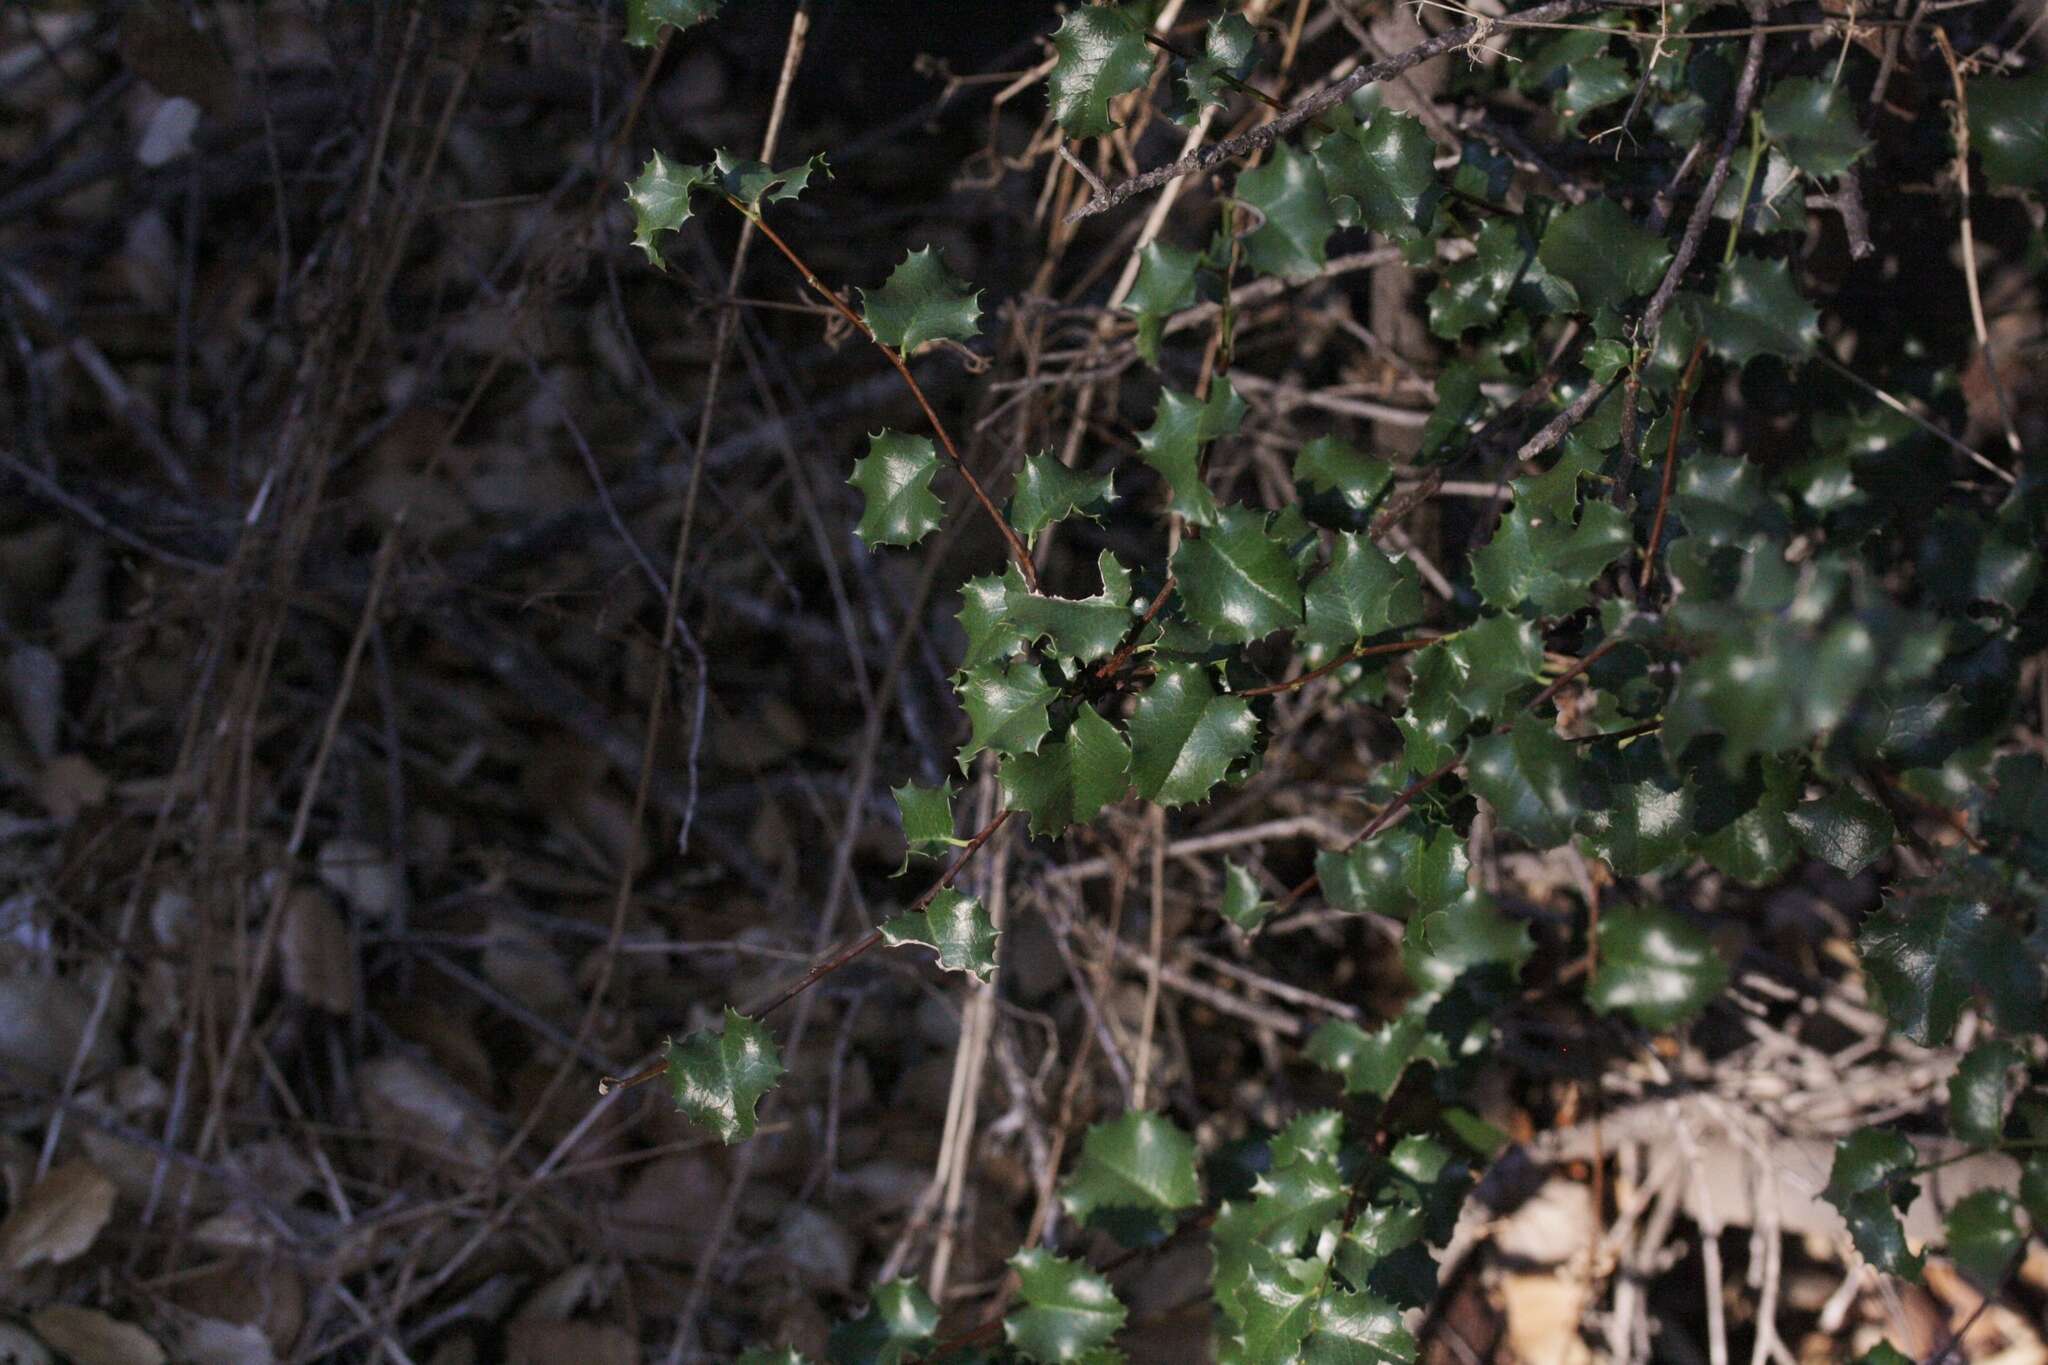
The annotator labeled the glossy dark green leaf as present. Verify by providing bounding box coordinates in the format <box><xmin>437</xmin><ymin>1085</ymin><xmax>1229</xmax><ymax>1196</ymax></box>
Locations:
<box><xmin>1407</xmin><ymin>825</ymin><xmax>1471</xmax><ymax>913</ymax></box>
<box><xmin>1062</xmin><ymin>1110</ymin><xmax>1203</xmax><ymax>1239</ymax></box>
<box><xmin>1429</xmin><ymin>218</ymin><xmax>1528</xmax><ymax>338</ymax></box>
<box><xmin>1986</xmin><ymin>754</ymin><xmax>2048</xmax><ymax>877</ymax></box>
<box><xmin>881</xmin><ymin>887</ymin><xmax>999</xmax><ymax>980</ymax></box>
<box><xmin>1589</xmin><ymin>904</ymin><xmax>1729</xmax><ymax>1030</ymax></box>
<box><xmin>1403</xmin><ymin>893</ymin><xmax>1535</xmax><ymax>999</ymax></box>
<box><xmin>1470</xmin><ymin>484</ymin><xmax>1633</xmax><ymax>617</ymax></box>
<box><xmin>1047</xmin><ymin>3</ymin><xmax>1153</xmax><ymax>138</ymax></box>
<box><xmin>1302</xmin><ymin>1289</ymin><xmax>1416</xmax><ymax>1365</ymax></box>
<box><xmin>1137</xmin><ymin>378</ymin><xmax>1245</xmax><ymax>527</ymax></box>
<box><xmin>1010</xmin><ymin>552</ymin><xmax>1134</xmax><ymax>665</ymax></box>
<box><xmin>1335</xmin><ymin>1202</ymin><xmax>1435</xmax><ymax>1311</ymax></box>
<box><xmin>859</xmin><ymin>247</ymin><xmax>981</xmax><ymax>356</ymax></box>
<box><xmin>893</xmin><ymin>779</ymin><xmax>957</xmax><ymax>868</ymax></box>
<box><xmin>849</xmin><ymin>430</ymin><xmax>943</xmax><ymax>548</ymax></box>
<box><xmin>1761</xmin><ymin>77</ymin><xmax>1871</xmax><ymax>178</ymax></box>
<box><xmin>1697</xmin><ymin>254</ymin><xmax>1820</xmax><ymax>367</ymax></box>
<box><xmin>1129</xmin><ymin>661</ymin><xmax>1259</xmax><ymax>807</ymax></box>
<box><xmin>1294</xmin><ymin>436</ymin><xmax>1395</xmax><ymax>526</ymax></box>
<box><xmin>1174</xmin><ymin>12</ymin><xmax>1258</xmax><ymax>122</ymax></box>
<box><xmin>1441</xmin><ymin>616</ymin><xmax>1545</xmax><ymax>724</ymax></box>
<box><xmin>1222</xmin><ymin>859</ymin><xmax>1275</xmax><ymax>932</ymax></box>
<box><xmin>1397</xmin><ymin>644</ymin><xmax>1466</xmax><ymax>776</ymax></box>
<box><xmin>626</xmin><ymin>151</ymin><xmax>714</xmax><ymax>266</ymax></box>
<box><xmin>1123</xmin><ymin>241</ymin><xmax>1204</xmax><ymax>365</ymax></box>
<box><xmin>999</xmin><ymin>703</ymin><xmax>1132</xmax><ymax>838</ymax></box>
<box><xmin>1853</xmin><ymin>1346</ymin><xmax>1913</xmax><ymax>1365</ymax></box>
<box><xmin>1316</xmin><ymin>108</ymin><xmax>1440</xmax><ymax>240</ymax></box>
<box><xmin>1466</xmin><ymin>715</ymin><xmax>1584</xmax><ymax>849</ymax></box>
<box><xmin>1948</xmin><ymin>1040</ymin><xmax>2022</xmax><ymax>1146</ymax></box>
<box><xmin>1174</xmin><ymin>505</ymin><xmax>1306</xmax><ymax>645</ymax></box>
<box><xmin>958</xmin><ymin>657</ymin><xmax>1057</xmax><ymax>765</ymax></box>
<box><xmin>1823</xmin><ymin>1127</ymin><xmax>1924</xmax><ymax>1280</ymax></box>
<box><xmin>1307</xmin><ymin>1015</ymin><xmax>1432</xmax><ymax>1099</ymax></box>
<box><xmin>1692</xmin><ymin>753</ymin><xmax>1800</xmax><ymax>887</ymax></box>
<box><xmin>1858</xmin><ymin>886</ymin><xmax>2042</xmax><ymax>1046</ymax></box>
<box><xmin>709</xmin><ymin>148</ymin><xmax>830</xmax><ymax>214</ymax></box>
<box><xmin>1305</xmin><ymin>533</ymin><xmax>1425</xmax><ymax>649</ymax></box>
<box><xmin>1946</xmin><ymin>1190</ymin><xmax>2024</xmax><ymax>1290</ymax></box>
<box><xmin>1967</xmin><ymin>69</ymin><xmax>2048</xmax><ymax>189</ymax></box>
<box><xmin>667</xmin><ymin>1007</ymin><xmax>784</xmax><ymax>1143</ymax></box>
<box><xmin>1418</xmin><ymin>360</ymin><xmax>1483</xmax><ymax>461</ymax></box>
<box><xmin>1238</xmin><ymin>143</ymin><xmax>1339</xmax><ymax>281</ymax></box>
<box><xmin>1557</xmin><ymin>56</ymin><xmax>1633</xmax><ymax>125</ymax></box>
<box><xmin>1005</xmin><ymin>1248</ymin><xmax>1127</xmax><ymax>1363</ymax></box>
<box><xmin>956</xmin><ymin>567</ymin><xmax>1028</xmax><ymax>670</ymax></box>
<box><xmin>828</xmin><ymin>1279</ymin><xmax>940</xmax><ymax>1365</ymax></box>
<box><xmin>1317</xmin><ymin>827</ymin><xmax>1422</xmax><ymax>918</ymax></box>
<box><xmin>1787</xmin><ymin>786</ymin><xmax>1894</xmax><ymax>878</ymax></box>
<box><xmin>1578</xmin><ymin>737</ymin><xmax>1694</xmax><ymax>877</ymax></box>
<box><xmin>1538</xmin><ymin>198</ymin><xmax>1671</xmax><ymax>316</ymax></box>
<box><xmin>625</xmin><ymin>0</ymin><xmax>720</xmax><ymax>44</ymax></box>
<box><xmin>1918</xmin><ymin>503</ymin><xmax>2043</xmax><ymax>613</ymax></box>
<box><xmin>1009</xmin><ymin>452</ymin><xmax>1116</xmax><ymax>542</ymax></box>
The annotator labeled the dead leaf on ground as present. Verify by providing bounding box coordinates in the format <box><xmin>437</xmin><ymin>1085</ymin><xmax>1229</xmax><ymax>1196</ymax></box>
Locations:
<box><xmin>171</xmin><ymin>1315</ymin><xmax>274</xmax><ymax>1365</ymax></box>
<box><xmin>358</xmin><ymin>1055</ymin><xmax>494</xmax><ymax>1169</ymax></box>
<box><xmin>27</xmin><ymin>1305</ymin><xmax>166</xmax><ymax>1365</ymax></box>
<box><xmin>281</xmin><ymin>886</ymin><xmax>356</xmax><ymax>1014</ymax></box>
<box><xmin>35</xmin><ymin>754</ymin><xmax>110</xmax><ymax>823</ymax></box>
<box><xmin>0</xmin><ymin>1160</ymin><xmax>117</xmax><ymax>1270</ymax></box>
<box><xmin>0</xmin><ymin>976</ymin><xmax>118</xmax><ymax>1081</ymax></box>
<box><xmin>316</xmin><ymin>838</ymin><xmax>406</xmax><ymax>921</ymax></box>
<box><xmin>505</xmin><ymin>1321</ymin><xmax>636</xmax><ymax>1365</ymax></box>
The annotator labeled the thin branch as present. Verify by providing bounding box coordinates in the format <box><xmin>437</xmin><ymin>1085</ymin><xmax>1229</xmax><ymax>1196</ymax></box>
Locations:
<box><xmin>1236</xmin><ymin>634</ymin><xmax>1440</xmax><ymax>697</ymax></box>
<box><xmin>1640</xmin><ymin>338</ymin><xmax>1709</xmax><ymax>590</ymax></box>
<box><xmin>742</xmin><ymin>211</ymin><xmax>1041</xmax><ymax>591</ymax></box>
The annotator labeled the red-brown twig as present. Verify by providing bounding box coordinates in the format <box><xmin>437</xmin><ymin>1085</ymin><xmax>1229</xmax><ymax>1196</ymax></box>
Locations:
<box><xmin>1093</xmin><ymin>575</ymin><xmax>1178</xmax><ymax>680</ymax></box>
<box><xmin>1639</xmin><ymin>338</ymin><xmax>1709</xmax><ymax>591</ymax></box>
<box><xmin>741</xmin><ymin>211</ymin><xmax>1040</xmax><ymax>591</ymax></box>
<box><xmin>1236</xmin><ymin>634</ymin><xmax>1440</xmax><ymax>697</ymax></box>
<box><xmin>747</xmin><ymin>808</ymin><xmax>1016</xmax><ymax>1020</ymax></box>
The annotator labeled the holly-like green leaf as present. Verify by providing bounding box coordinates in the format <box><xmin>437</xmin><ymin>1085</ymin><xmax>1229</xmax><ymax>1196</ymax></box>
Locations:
<box><xmin>627</xmin><ymin>151</ymin><xmax>714</xmax><ymax>267</ymax></box>
<box><xmin>1237</xmin><ymin>143</ymin><xmax>1339</xmax><ymax>282</ymax></box>
<box><xmin>1233</xmin><ymin>1243</ymin><xmax>1322</xmax><ymax>1361</ymax></box>
<box><xmin>1005</xmin><ymin>1249</ymin><xmax>1127</xmax><ymax>1363</ymax></box>
<box><xmin>1588</xmin><ymin>904</ymin><xmax>1729</xmax><ymax>1030</ymax></box>
<box><xmin>1538</xmin><ymin>198</ymin><xmax>1671</xmax><ymax>316</ymax></box>
<box><xmin>1987</xmin><ymin>754</ymin><xmax>2048</xmax><ymax>877</ymax></box>
<box><xmin>958</xmin><ymin>657</ymin><xmax>1058</xmax><ymax>765</ymax></box>
<box><xmin>1307</xmin><ymin>1015</ymin><xmax>1432</xmax><ymax>1099</ymax></box>
<box><xmin>710</xmin><ymin>148</ymin><xmax>829</xmax><ymax>214</ymax></box>
<box><xmin>1692</xmin><ymin>752</ymin><xmax>1801</xmax><ymax>886</ymax></box>
<box><xmin>1418</xmin><ymin>361</ymin><xmax>1484</xmax><ymax>461</ymax></box>
<box><xmin>1010</xmin><ymin>552</ymin><xmax>1134</xmax><ymax>665</ymax></box>
<box><xmin>1697</xmin><ymin>254</ymin><xmax>1820</xmax><ymax>367</ymax></box>
<box><xmin>1857</xmin><ymin>886</ymin><xmax>2042</xmax><ymax>1047</ymax></box>
<box><xmin>957</xmin><ymin>567</ymin><xmax>1028</xmax><ymax>669</ymax></box>
<box><xmin>1124</xmin><ymin>241</ymin><xmax>1205</xmax><ymax>365</ymax></box>
<box><xmin>1174</xmin><ymin>12</ymin><xmax>1258</xmax><ymax>122</ymax></box>
<box><xmin>1558</xmin><ymin>56</ymin><xmax>1634</xmax><ymax>126</ymax></box>
<box><xmin>1222</xmin><ymin>859</ymin><xmax>1276</xmax><ymax>932</ymax></box>
<box><xmin>1666</xmin><ymin>613</ymin><xmax>1876</xmax><ymax>771</ymax></box>
<box><xmin>860</xmin><ymin>247</ymin><xmax>981</xmax><ymax>356</ymax></box>
<box><xmin>828</xmin><ymin>1279</ymin><xmax>940</xmax><ymax>1365</ymax></box>
<box><xmin>1010</xmin><ymin>452</ymin><xmax>1117</xmax><ymax>542</ymax></box>
<box><xmin>999</xmin><ymin>703</ymin><xmax>1132</xmax><ymax>837</ymax></box>
<box><xmin>625</xmin><ymin>0</ymin><xmax>720</xmax><ymax>45</ymax></box>
<box><xmin>1396</xmin><ymin>646</ymin><xmax>1466</xmax><ymax>776</ymax></box>
<box><xmin>1824</xmin><ymin>1128</ymin><xmax>1924</xmax><ymax>1280</ymax></box>
<box><xmin>1304</xmin><ymin>1289</ymin><xmax>1416</xmax><ymax>1365</ymax></box>
<box><xmin>1317</xmin><ymin>828</ymin><xmax>1423</xmax><ymax>919</ymax></box>
<box><xmin>1429</xmin><ymin>218</ymin><xmax>1527</xmax><ymax>338</ymax></box>
<box><xmin>893</xmin><ymin>780</ymin><xmax>957</xmax><ymax>869</ymax></box>
<box><xmin>1315</xmin><ymin>108</ymin><xmax>1441</xmax><ymax>240</ymax></box>
<box><xmin>849</xmin><ymin>430</ymin><xmax>943</xmax><ymax>548</ymax></box>
<box><xmin>1136</xmin><ymin>378</ymin><xmax>1246</xmax><ymax>527</ymax></box>
<box><xmin>1129</xmin><ymin>661</ymin><xmax>1259</xmax><ymax>807</ymax></box>
<box><xmin>1949</xmin><ymin>1040</ymin><xmax>2022</xmax><ymax>1146</ymax></box>
<box><xmin>1304</xmin><ymin>533</ymin><xmax>1425</xmax><ymax>650</ymax></box>
<box><xmin>667</xmin><ymin>1007</ymin><xmax>784</xmax><ymax>1144</ymax></box>
<box><xmin>1403</xmin><ymin>893</ymin><xmax>1535</xmax><ymax>1000</ymax></box>
<box><xmin>1335</xmin><ymin>1202</ymin><xmax>1434</xmax><ymax>1310</ymax></box>
<box><xmin>1062</xmin><ymin>1110</ymin><xmax>1203</xmax><ymax>1240</ymax></box>
<box><xmin>1470</xmin><ymin>485</ymin><xmax>1633</xmax><ymax>617</ymax></box>
<box><xmin>1466</xmin><ymin>715</ymin><xmax>1584</xmax><ymax>849</ymax></box>
<box><xmin>1761</xmin><ymin>77</ymin><xmax>1872</xmax><ymax>179</ymax></box>
<box><xmin>1294</xmin><ymin>436</ymin><xmax>1395</xmax><ymax>528</ymax></box>
<box><xmin>1787</xmin><ymin>786</ymin><xmax>1894</xmax><ymax>878</ymax></box>
<box><xmin>1967</xmin><ymin>69</ymin><xmax>2048</xmax><ymax>190</ymax></box>
<box><xmin>1174</xmin><ymin>504</ymin><xmax>1306</xmax><ymax>645</ymax></box>
<box><xmin>1947</xmin><ymin>1190</ymin><xmax>2024</xmax><ymax>1290</ymax></box>
<box><xmin>1579</xmin><ymin>736</ymin><xmax>1694</xmax><ymax>877</ymax></box>
<box><xmin>881</xmin><ymin>887</ymin><xmax>999</xmax><ymax>981</ymax></box>
<box><xmin>1440</xmin><ymin>615</ymin><xmax>1544</xmax><ymax>723</ymax></box>
<box><xmin>1048</xmin><ymin>3</ymin><xmax>1153</xmax><ymax>138</ymax></box>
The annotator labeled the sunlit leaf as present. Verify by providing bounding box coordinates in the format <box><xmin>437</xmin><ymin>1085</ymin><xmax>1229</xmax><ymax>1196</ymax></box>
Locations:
<box><xmin>667</xmin><ymin>1008</ymin><xmax>783</xmax><ymax>1143</ymax></box>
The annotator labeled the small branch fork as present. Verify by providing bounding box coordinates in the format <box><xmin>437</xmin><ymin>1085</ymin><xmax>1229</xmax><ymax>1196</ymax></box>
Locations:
<box><xmin>739</xmin><ymin>209</ymin><xmax>1041</xmax><ymax>591</ymax></box>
